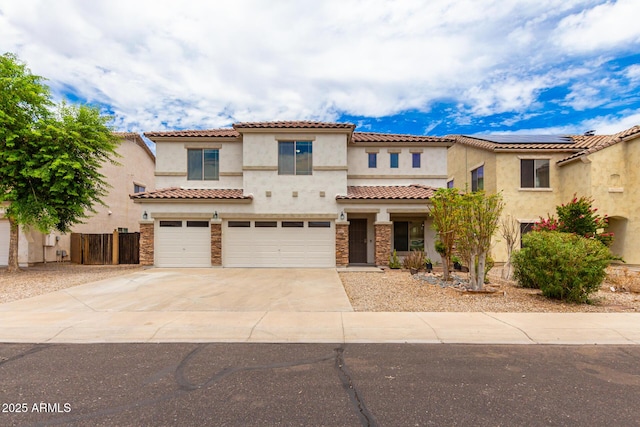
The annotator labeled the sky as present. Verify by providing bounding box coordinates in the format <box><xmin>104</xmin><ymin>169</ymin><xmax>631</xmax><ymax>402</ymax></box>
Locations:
<box><xmin>1</xmin><ymin>0</ymin><xmax>640</xmax><ymax>138</ymax></box>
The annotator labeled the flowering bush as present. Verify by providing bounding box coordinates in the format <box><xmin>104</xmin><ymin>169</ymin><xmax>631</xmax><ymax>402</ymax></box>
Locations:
<box><xmin>533</xmin><ymin>195</ymin><xmax>612</xmax><ymax>246</ymax></box>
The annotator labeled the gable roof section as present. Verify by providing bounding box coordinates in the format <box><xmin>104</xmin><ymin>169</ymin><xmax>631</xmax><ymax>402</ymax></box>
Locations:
<box><xmin>130</xmin><ymin>187</ymin><xmax>252</xmax><ymax>200</ymax></box>
<box><xmin>336</xmin><ymin>185</ymin><xmax>436</xmax><ymax>200</ymax></box>
<box><xmin>557</xmin><ymin>125</ymin><xmax>640</xmax><ymax>166</ymax></box>
<box><xmin>114</xmin><ymin>132</ymin><xmax>156</xmax><ymax>162</ymax></box>
<box><xmin>353</xmin><ymin>132</ymin><xmax>453</xmax><ymax>144</ymax></box>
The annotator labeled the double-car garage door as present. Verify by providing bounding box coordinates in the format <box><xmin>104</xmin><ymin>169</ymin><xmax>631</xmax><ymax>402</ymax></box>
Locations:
<box><xmin>224</xmin><ymin>220</ymin><xmax>334</xmax><ymax>267</ymax></box>
<box><xmin>154</xmin><ymin>219</ymin><xmax>334</xmax><ymax>268</ymax></box>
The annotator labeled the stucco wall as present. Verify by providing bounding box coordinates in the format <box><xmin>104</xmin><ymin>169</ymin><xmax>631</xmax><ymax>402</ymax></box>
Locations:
<box><xmin>447</xmin><ymin>144</ymin><xmax>497</xmax><ymax>193</ymax></box>
<box><xmin>155</xmin><ymin>140</ymin><xmax>243</xmax><ymax>189</ymax></box>
<box><xmin>346</xmin><ymin>146</ymin><xmax>448</xmax><ymax>187</ymax></box>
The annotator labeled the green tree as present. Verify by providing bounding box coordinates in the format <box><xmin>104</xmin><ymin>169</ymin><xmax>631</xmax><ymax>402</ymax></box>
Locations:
<box><xmin>430</xmin><ymin>188</ymin><xmax>461</xmax><ymax>281</ymax></box>
<box><xmin>457</xmin><ymin>191</ymin><xmax>504</xmax><ymax>290</ymax></box>
<box><xmin>1</xmin><ymin>53</ymin><xmax>119</xmax><ymax>272</ymax></box>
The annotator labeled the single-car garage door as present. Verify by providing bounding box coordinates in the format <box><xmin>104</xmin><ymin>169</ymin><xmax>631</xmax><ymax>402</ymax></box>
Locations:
<box><xmin>224</xmin><ymin>220</ymin><xmax>334</xmax><ymax>267</ymax></box>
<box><xmin>0</xmin><ymin>220</ymin><xmax>9</xmax><ymax>266</ymax></box>
<box><xmin>155</xmin><ymin>220</ymin><xmax>211</xmax><ymax>267</ymax></box>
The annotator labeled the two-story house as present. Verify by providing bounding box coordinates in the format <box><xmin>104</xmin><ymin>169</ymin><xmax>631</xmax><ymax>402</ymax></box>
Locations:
<box><xmin>133</xmin><ymin>121</ymin><xmax>453</xmax><ymax>268</ymax></box>
<box><xmin>446</xmin><ymin>125</ymin><xmax>640</xmax><ymax>265</ymax></box>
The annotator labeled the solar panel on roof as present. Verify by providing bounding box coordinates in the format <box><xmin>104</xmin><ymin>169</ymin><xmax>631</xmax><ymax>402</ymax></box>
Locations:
<box><xmin>468</xmin><ymin>135</ymin><xmax>574</xmax><ymax>144</ymax></box>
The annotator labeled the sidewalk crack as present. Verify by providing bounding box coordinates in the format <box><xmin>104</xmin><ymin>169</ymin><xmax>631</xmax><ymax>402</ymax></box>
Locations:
<box><xmin>246</xmin><ymin>311</ymin><xmax>268</xmax><ymax>341</ymax></box>
<box><xmin>483</xmin><ymin>312</ymin><xmax>537</xmax><ymax>343</ymax></box>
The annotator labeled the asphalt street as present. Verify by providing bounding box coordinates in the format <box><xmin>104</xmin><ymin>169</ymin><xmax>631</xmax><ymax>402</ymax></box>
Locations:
<box><xmin>1</xmin><ymin>343</ymin><xmax>639</xmax><ymax>426</ymax></box>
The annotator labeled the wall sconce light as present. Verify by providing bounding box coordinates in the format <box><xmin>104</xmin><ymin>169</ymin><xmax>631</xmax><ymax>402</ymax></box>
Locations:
<box><xmin>142</xmin><ymin>211</ymin><xmax>148</xmax><ymax>220</ymax></box>
<box><xmin>340</xmin><ymin>211</ymin><xmax>345</xmax><ymax>221</ymax></box>
<box><xmin>213</xmin><ymin>211</ymin><xmax>218</xmax><ymax>220</ymax></box>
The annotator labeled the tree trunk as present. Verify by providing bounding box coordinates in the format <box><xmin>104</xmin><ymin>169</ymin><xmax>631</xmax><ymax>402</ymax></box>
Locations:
<box><xmin>502</xmin><ymin>248</ymin><xmax>513</xmax><ymax>280</ymax></box>
<box><xmin>441</xmin><ymin>254</ymin><xmax>450</xmax><ymax>281</ymax></box>
<box><xmin>468</xmin><ymin>252</ymin><xmax>477</xmax><ymax>290</ymax></box>
<box><xmin>7</xmin><ymin>216</ymin><xmax>20</xmax><ymax>273</ymax></box>
<box><xmin>475</xmin><ymin>251</ymin><xmax>487</xmax><ymax>291</ymax></box>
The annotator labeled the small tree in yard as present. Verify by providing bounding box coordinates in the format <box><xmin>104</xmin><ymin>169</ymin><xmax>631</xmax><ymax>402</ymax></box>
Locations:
<box><xmin>534</xmin><ymin>194</ymin><xmax>613</xmax><ymax>247</ymax></box>
<box><xmin>456</xmin><ymin>191</ymin><xmax>504</xmax><ymax>290</ymax></box>
<box><xmin>499</xmin><ymin>215</ymin><xmax>519</xmax><ymax>280</ymax></box>
<box><xmin>0</xmin><ymin>53</ymin><xmax>119</xmax><ymax>272</ymax></box>
<box><xmin>430</xmin><ymin>188</ymin><xmax>461</xmax><ymax>281</ymax></box>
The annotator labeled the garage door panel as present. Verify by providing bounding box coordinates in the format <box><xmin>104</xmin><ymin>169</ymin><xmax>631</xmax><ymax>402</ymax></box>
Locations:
<box><xmin>224</xmin><ymin>220</ymin><xmax>334</xmax><ymax>267</ymax></box>
<box><xmin>156</xmin><ymin>221</ymin><xmax>211</xmax><ymax>268</ymax></box>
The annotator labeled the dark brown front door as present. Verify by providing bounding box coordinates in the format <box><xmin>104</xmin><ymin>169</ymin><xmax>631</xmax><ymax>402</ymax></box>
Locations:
<box><xmin>349</xmin><ymin>219</ymin><xmax>367</xmax><ymax>264</ymax></box>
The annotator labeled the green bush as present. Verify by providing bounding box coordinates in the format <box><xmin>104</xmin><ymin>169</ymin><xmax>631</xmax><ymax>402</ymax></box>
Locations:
<box><xmin>512</xmin><ymin>231</ymin><xmax>612</xmax><ymax>303</ymax></box>
<box><xmin>389</xmin><ymin>250</ymin><xmax>401</xmax><ymax>269</ymax></box>
<box><xmin>403</xmin><ymin>250</ymin><xmax>427</xmax><ymax>270</ymax></box>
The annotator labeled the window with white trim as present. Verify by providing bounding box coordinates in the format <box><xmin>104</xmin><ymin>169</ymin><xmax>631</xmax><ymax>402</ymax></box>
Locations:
<box><xmin>278</xmin><ymin>141</ymin><xmax>312</xmax><ymax>175</ymax></box>
<box><xmin>521</xmin><ymin>159</ymin><xmax>550</xmax><ymax>188</ymax></box>
<box><xmin>188</xmin><ymin>149</ymin><xmax>219</xmax><ymax>180</ymax></box>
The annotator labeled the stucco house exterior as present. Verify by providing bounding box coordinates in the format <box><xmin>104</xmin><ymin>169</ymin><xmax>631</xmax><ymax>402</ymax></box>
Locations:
<box><xmin>446</xmin><ymin>125</ymin><xmax>640</xmax><ymax>265</ymax></box>
<box><xmin>0</xmin><ymin>133</ymin><xmax>155</xmax><ymax>266</ymax></box>
<box><xmin>133</xmin><ymin>121</ymin><xmax>453</xmax><ymax>268</ymax></box>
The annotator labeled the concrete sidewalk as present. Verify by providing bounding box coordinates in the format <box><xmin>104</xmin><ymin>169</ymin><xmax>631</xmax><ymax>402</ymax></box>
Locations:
<box><xmin>1</xmin><ymin>310</ymin><xmax>639</xmax><ymax>344</ymax></box>
<box><xmin>0</xmin><ymin>267</ymin><xmax>638</xmax><ymax>344</ymax></box>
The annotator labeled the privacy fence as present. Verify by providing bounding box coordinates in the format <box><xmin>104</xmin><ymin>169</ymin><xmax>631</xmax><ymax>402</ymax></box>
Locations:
<box><xmin>70</xmin><ymin>231</ymin><xmax>140</xmax><ymax>265</ymax></box>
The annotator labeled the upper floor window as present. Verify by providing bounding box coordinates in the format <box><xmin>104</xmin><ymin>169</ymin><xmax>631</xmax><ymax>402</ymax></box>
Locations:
<box><xmin>412</xmin><ymin>153</ymin><xmax>421</xmax><ymax>168</ymax></box>
<box><xmin>521</xmin><ymin>159</ymin><xmax>550</xmax><ymax>188</ymax></box>
<box><xmin>471</xmin><ymin>165</ymin><xmax>484</xmax><ymax>192</ymax></box>
<box><xmin>390</xmin><ymin>152</ymin><xmax>399</xmax><ymax>168</ymax></box>
<box><xmin>188</xmin><ymin>149</ymin><xmax>219</xmax><ymax>180</ymax></box>
<box><xmin>368</xmin><ymin>153</ymin><xmax>377</xmax><ymax>168</ymax></box>
<box><xmin>278</xmin><ymin>141</ymin><xmax>312</xmax><ymax>175</ymax></box>
<box><xmin>133</xmin><ymin>184</ymin><xmax>145</xmax><ymax>193</ymax></box>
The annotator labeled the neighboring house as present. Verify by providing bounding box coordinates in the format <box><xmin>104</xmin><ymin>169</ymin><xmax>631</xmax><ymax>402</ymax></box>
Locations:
<box><xmin>133</xmin><ymin>121</ymin><xmax>453</xmax><ymax>267</ymax></box>
<box><xmin>446</xmin><ymin>125</ymin><xmax>640</xmax><ymax>265</ymax></box>
<box><xmin>0</xmin><ymin>133</ymin><xmax>155</xmax><ymax>267</ymax></box>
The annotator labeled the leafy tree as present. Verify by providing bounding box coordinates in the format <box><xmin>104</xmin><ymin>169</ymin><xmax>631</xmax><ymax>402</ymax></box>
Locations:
<box><xmin>430</xmin><ymin>188</ymin><xmax>461</xmax><ymax>281</ymax></box>
<box><xmin>0</xmin><ymin>53</ymin><xmax>119</xmax><ymax>272</ymax></box>
<box><xmin>456</xmin><ymin>191</ymin><xmax>504</xmax><ymax>290</ymax></box>
<box><xmin>533</xmin><ymin>194</ymin><xmax>612</xmax><ymax>246</ymax></box>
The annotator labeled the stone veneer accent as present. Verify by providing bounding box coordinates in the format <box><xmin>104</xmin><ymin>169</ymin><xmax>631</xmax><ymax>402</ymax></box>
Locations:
<box><xmin>335</xmin><ymin>222</ymin><xmax>349</xmax><ymax>267</ymax></box>
<box><xmin>139</xmin><ymin>223</ymin><xmax>154</xmax><ymax>266</ymax></box>
<box><xmin>211</xmin><ymin>222</ymin><xmax>222</xmax><ymax>266</ymax></box>
<box><xmin>375</xmin><ymin>223</ymin><xmax>391</xmax><ymax>266</ymax></box>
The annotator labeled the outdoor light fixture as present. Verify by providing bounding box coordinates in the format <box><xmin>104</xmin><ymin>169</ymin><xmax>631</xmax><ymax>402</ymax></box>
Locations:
<box><xmin>340</xmin><ymin>211</ymin><xmax>345</xmax><ymax>220</ymax></box>
<box><xmin>214</xmin><ymin>211</ymin><xmax>218</xmax><ymax>219</ymax></box>
<box><xmin>142</xmin><ymin>211</ymin><xmax>148</xmax><ymax>220</ymax></box>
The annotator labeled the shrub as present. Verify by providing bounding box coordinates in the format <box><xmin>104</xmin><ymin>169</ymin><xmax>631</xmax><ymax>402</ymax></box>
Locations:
<box><xmin>389</xmin><ymin>250</ymin><xmax>401</xmax><ymax>269</ymax></box>
<box><xmin>512</xmin><ymin>231</ymin><xmax>613</xmax><ymax>303</ymax></box>
<box><xmin>403</xmin><ymin>250</ymin><xmax>427</xmax><ymax>270</ymax></box>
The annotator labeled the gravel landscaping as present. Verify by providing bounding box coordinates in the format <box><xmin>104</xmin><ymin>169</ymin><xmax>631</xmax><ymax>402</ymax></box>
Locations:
<box><xmin>340</xmin><ymin>267</ymin><xmax>640</xmax><ymax>313</ymax></box>
<box><xmin>0</xmin><ymin>263</ymin><xmax>143</xmax><ymax>304</ymax></box>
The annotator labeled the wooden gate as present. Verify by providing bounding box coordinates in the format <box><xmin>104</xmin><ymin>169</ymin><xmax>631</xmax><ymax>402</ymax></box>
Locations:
<box><xmin>70</xmin><ymin>232</ymin><xmax>140</xmax><ymax>265</ymax></box>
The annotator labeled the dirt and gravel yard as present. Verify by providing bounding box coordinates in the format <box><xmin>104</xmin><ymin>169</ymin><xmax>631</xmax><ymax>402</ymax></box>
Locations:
<box><xmin>0</xmin><ymin>263</ymin><xmax>143</xmax><ymax>304</ymax></box>
<box><xmin>340</xmin><ymin>267</ymin><xmax>640</xmax><ymax>313</ymax></box>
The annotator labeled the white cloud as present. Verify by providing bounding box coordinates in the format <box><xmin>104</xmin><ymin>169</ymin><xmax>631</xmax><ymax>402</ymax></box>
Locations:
<box><xmin>554</xmin><ymin>0</ymin><xmax>640</xmax><ymax>53</ymax></box>
<box><xmin>0</xmin><ymin>0</ymin><xmax>636</xmax><ymax>132</ymax></box>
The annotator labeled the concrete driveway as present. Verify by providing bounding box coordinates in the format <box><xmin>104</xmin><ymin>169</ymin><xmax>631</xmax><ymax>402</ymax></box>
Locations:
<box><xmin>0</xmin><ymin>268</ymin><xmax>354</xmax><ymax>313</ymax></box>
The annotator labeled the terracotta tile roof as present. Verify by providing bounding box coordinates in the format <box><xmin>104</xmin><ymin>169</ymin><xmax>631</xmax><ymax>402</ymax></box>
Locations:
<box><xmin>450</xmin><ymin>134</ymin><xmax>608</xmax><ymax>151</ymax></box>
<box><xmin>336</xmin><ymin>185</ymin><xmax>437</xmax><ymax>200</ymax></box>
<box><xmin>144</xmin><ymin>129</ymin><xmax>240</xmax><ymax>138</ymax></box>
<box><xmin>130</xmin><ymin>187</ymin><xmax>251</xmax><ymax>200</ymax></box>
<box><xmin>557</xmin><ymin>125</ymin><xmax>640</xmax><ymax>165</ymax></box>
<box><xmin>233</xmin><ymin>121</ymin><xmax>356</xmax><ymax>130</ymax></box>
<box><xmin>353</xmin><ymin>132</ymin><xmax>453</xmax><ymax>144</ymax></box>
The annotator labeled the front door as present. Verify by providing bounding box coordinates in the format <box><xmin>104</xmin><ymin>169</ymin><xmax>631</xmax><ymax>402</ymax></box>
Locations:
<box><xmin>349</xmin><ymin>219</ymin><xmax>367</xmax><ymax>264</ymax></box>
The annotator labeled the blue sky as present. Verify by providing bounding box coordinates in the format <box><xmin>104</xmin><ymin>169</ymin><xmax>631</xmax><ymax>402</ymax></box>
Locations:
<box><xmin>1</xmin><ymin>0</ymin><xmax>639</xmax><ymax>137</ymax></box>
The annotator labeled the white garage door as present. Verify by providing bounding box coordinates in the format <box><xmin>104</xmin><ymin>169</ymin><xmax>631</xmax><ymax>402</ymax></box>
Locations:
<box><xmin>155</xmin><ymin>220</ymin><xmax>211</xmax><ymax>267</ymax></box>
<box><xmin>0</xmin><ymin>220</ymin><xmax>9</xmax><ymax>266</ymax></box>
<box><xmin>224</xmin><ymin>220</ymin><xmax>335</xmax><ymax>267</ymax></box>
